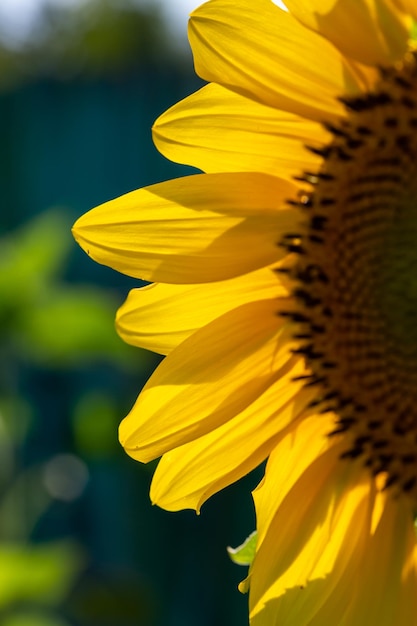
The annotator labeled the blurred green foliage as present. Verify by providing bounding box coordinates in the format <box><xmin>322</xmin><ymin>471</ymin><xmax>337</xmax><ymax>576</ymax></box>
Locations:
<box><xmin>0</xmin><ymin>208</ymin><xmax>139</xmax><ymax>368</ymax></box>
<box><xmin>0</xmin><ymin>541</ymin><xmax>83</xmax><ymax>608</ymax></box>
<box><xmin>0</xmin><ymin>1</ymin><xmax>196</xmax><ymax>621</ymax></box>
<box><xmin>2</xmin><ymin>612</ymin><xmax>68</xmax><ymax>626</ymax></box>
<box><xmin>0</xmin><ymin>2</ymin><xmax>253</xmax><ymax>624</ymax></box>
<box><xmin>0</xmin><ymin>0</ymin><xmax>182</xmax><ymax>90</ymax></box>
<box><xmin>73</xmin><ymin>391</ymin><xmax>122</xmax><ymax>458</ymax></box>
<box><xmin>0</xmin><ymin>209</ymin><xmax>154</xmax><ymax>623</ymax></box>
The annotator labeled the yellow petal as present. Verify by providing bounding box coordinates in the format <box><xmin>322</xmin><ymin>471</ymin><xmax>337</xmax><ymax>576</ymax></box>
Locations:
<box><xmin>119</xmin><ymin>298</ymin><xmax>295</xmax><ymax>462</ymax></box>
<box><xmin>285</xmin><ymin>0</ymin><xmax>410</xmax><ymax>66</ymax></box>
<box><xmin>250</xmin><ymin>490</ymin><xmax>372</xmax><ymax>626</ymax></box>
<box><xmin>150</xmin><ymin>358</ymin><xmax>316</xmax><ymax>512</ymax></box>
<box><xmin>251</xmin><ymin>497</ymin><xmax>417</xmax><ymax>626</ymax></box>
<box><xmin>72</xmin><ymin>172</ymin><xmax>299</xmax><ymax>284</ymax></box>
<box><xmin>116</xmin><ymin>266</ymin><xmax>287</xmax><ymax>355</ymax></box>
<box><xmin>247</xmin><ymin>417</ymin><xmax>417</xmax><ymax>626</ymax></box>
<box><xmin>189</xmin><ymin>0</ymin><xmax>362</xmax><ymax>122</ymax></box>
<box><xmin>247</xmin><ymin>420</ymin><xmax>370</xmax><ymax>622</ymax></box>
<box><xmin>153</xmin><ymin>83</ymin><xmax>329</xmax><ymax>179</ymax></box>
<box><xmin>395</xmin><ymin>0</ymin><xmax>417</xmax><ymax>21</ymax></box>
<box><xmin>304</xmin><ymin>494</ymin><xmax>417</xmax><ymax>626</ymax></box>
<box><xmin>334</xmin><ymin>494</ymin><xmax>417</xmax><ymax>626</ymax></box>
<box><xmin>252</xmin><ymin>415</ymin><xmax>341</xmax><ymax>550</ymax></box>
<box><xmin>249</xmin><ymin>479</ymin><xmax>371</xmax><ymax>626</ymax></box>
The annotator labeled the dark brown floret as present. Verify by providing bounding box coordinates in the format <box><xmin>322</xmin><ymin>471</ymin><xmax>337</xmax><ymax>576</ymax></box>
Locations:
<box><xmin>283</xmin><ymin>51</ymin><xmax>417</xmax><ymax>501</ymax></box>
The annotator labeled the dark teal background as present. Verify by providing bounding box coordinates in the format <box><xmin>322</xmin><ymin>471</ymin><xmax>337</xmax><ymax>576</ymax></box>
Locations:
<box><xmin>0</xmin><ymin>4</ymin><xmax>259</xmax><ymax>624</ymax></box>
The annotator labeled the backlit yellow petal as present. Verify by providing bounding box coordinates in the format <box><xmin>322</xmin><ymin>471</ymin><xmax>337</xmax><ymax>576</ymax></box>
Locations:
<box><xmin>335</xmin><ymin>494</ymin><xmax>417</xmax><ymax>626</ymax></box>
<box><xmin>150</xmin><ymin>359</ymin><xmax>316</xmax><ymax>512</ymax></box>
<box><xmin>72</xmin><ymin>0</ymin><xmax>417</xmax><ymax>622</ymax></box>
<box><xmin>189</xmin><ymin>0</ymin><xmax>362</xmax><ymax>121</ymax></box>
<box><xmin>249</xmin><ymin>477</ymin><xmax>372</xmax><ymax>625</ymax></box>
<box><xmin>285</xmin><ymin>0</ymin><xmax>410</xmax><ymax>66</ymax></box>
<box><xmin>252</xmin><ymin>415</ymin><xmax>340</xmax><ymax>549</ymax></box>
<box><xmin>395</xmin><ymin>0</ymin><xmax>417</xmax><ymax>20</ymax></box>
<box><xmin>247</xmin><ymin>421</ymin><xmax>372</xmax><ymax>623</ymax></box>
<box><xmin>153</xmin><ymin>83</ymin><xmax>329</xmax><ymax>179</ymax></box>
<box><xmin>247</xmin><ymin>420</ymin><xmax>417</xmax><ymax>625</ymax></box>
<box><xmin>73</xmin><ymin>172</ymin><xmax>299</xmax><ymax>284</ymax></box>
<box><xmin>119</xmin><ymin>298</ymin><xmax>295</xmax><ymax>462</ymax></box>
<box><xmin>116</xmin><ymin>266</ymin><xmax>287</xmax><ymax>355</ymax></box>
<box><xmin>248</xmin><ymin>437</ymin><xmax>353</xmax><ymax>606</ymax></box>
<box><xmin>304</xmin><ymin>495</ymin><xmax>417</xmax><ymax>626</ymax></box>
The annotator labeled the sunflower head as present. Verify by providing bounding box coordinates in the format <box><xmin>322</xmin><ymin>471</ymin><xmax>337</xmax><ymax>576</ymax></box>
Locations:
<box><xmin>73</xmin><ymin>1</ymin><xmax>417</xmax><ymax>623</ymax></box>
<box><xmin>280</xmin><ymin>49</ymin><xmax>417</xmax><ymax>500</ymax></box>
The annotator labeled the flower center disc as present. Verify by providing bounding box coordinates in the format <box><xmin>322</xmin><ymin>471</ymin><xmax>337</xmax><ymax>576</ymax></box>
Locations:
<box><xmin>289</xmin><ymin>52</ymin><xmax>417</xmax><ymax>499</ymax></box>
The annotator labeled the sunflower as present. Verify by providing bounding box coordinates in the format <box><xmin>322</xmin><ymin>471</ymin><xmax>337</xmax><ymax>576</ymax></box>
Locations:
<box><xmin>73</xmin><ymin>0</ymin><xmax>417</xmax><ymax>623</ymax></box>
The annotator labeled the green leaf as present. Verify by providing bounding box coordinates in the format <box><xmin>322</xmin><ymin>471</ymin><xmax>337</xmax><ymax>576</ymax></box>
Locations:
<box><xmin>227</xmin><ymin>531</ymin><xmax>257</xmax><ymax>566</ymax></box>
